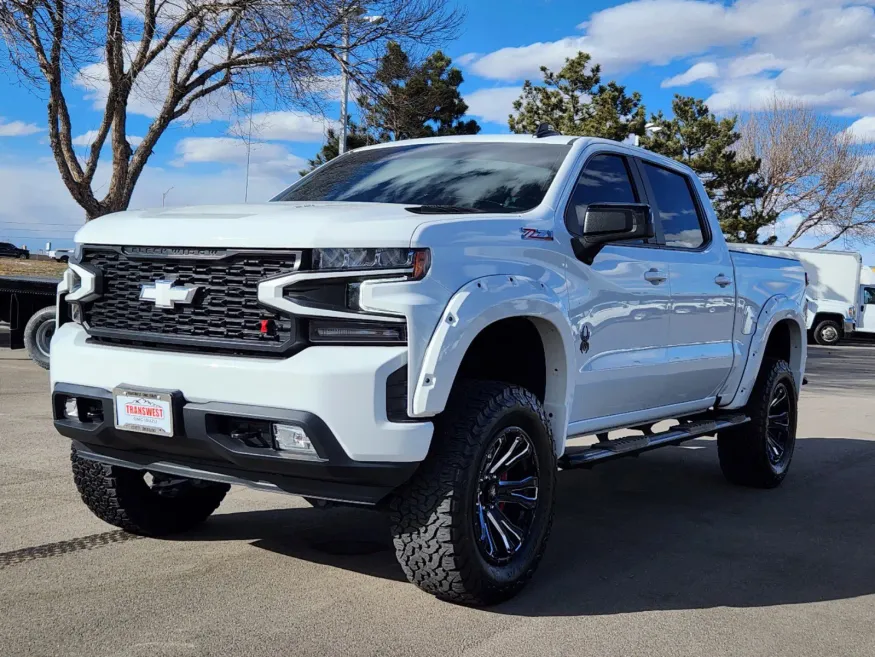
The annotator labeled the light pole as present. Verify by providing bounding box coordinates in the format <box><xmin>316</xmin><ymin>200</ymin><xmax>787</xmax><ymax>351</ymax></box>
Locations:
<box><xmin>338</xmin><ymin>9</ymin><xmax>384</xmax><ymax>155</ymax></box>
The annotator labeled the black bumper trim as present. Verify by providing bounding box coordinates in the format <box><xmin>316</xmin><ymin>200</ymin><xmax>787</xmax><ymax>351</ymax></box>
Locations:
<box><xmin>53</xmin><ymin>383</ymin><xmax>422</xmax><ymax>505</ymax></box>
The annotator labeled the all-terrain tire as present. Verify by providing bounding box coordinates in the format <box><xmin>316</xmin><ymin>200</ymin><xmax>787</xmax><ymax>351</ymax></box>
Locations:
<box><xmin>23</xmin><ymin>305</ymin><xmax>55</xmax><ymax>370</ymax></box>
<box><xmin>812</xmin><ymin>319</ymin><xmax>842</xmax><ymax>346</ymax></box>
<box><xmin>71</xmin><ymin>447</ymin><xmax>230</xmax><ymax>536</ymax></box>
<box><xmin>717</xmin><ymin>359</ymin><xmax>797</xmax><ymax>488</ymax></box>
<box><xmin>390</xmin><ymin>381</ymin><xmax>557</xmax><ymax>606</ymax></box>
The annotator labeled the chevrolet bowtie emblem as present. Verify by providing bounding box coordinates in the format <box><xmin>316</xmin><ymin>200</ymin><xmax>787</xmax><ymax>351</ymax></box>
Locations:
<box><xmin>140</xmin><ymin>279</ymin><xmax>199</xmax><ymax>309</ymax></box>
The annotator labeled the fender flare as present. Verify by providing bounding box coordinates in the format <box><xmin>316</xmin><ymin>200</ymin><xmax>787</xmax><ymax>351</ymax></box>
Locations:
<box><xmin>722</xmin><ymin>294</ymin><xmax>807</xmax><ymax>409</ymax></box>
<box><xmin>410</xmin><ymin>274</ymin><xmax>576</xmax><ymax>456</ymax></box>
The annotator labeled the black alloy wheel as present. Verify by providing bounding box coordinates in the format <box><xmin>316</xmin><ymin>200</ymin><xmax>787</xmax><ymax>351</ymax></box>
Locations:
<box><xmin>474</xmin><ymin>427</ymin><xmax>540</xmax><ymax>564</ymax></box>
<box><xmin>766</xmin><ymin>382</ymin><xmax>791</xmax><ymax>466</ymax></box>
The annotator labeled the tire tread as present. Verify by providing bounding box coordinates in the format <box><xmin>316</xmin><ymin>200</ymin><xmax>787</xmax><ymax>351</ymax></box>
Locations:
<box><xmin>71</xmin><ymin>448</ymin><xmax>229</xmax><ymax>536</ymax></box>
<box><xmin>389</xmin><ymin>381</ymin><xmax>556</xmax><ymax>606</ymax></box>
<box><xmin>717</xmin><ymin>359</ymin><xmax>796</xmax><ymax>488</ymax></box>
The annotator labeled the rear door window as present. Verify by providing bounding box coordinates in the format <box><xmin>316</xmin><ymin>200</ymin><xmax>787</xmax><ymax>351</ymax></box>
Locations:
<box><xmin>641</xmin><ymin>163</ymin><xmax>705</xmax><ymax>249</ymax></box>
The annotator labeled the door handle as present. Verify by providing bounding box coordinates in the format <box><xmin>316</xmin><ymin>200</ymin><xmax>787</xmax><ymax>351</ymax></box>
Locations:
<box><xmin>643</xmin><ymin>268</ymin><xmax>667</xmax><ymax>285</ymax></box>
<box><xmin>715</xmin><ymin>274</ymin><xmax>732</xmax><ymax>288</ymax></box>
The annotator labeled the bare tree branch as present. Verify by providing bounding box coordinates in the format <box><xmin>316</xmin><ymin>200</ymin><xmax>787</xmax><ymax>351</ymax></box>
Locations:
<box><xmin>739</xmin><ymin>96</ymin><xmax>875</xmax><ymax>248</ymax></box>
<box><xmin>0</xmin><ymin>0</ymin><xmax>462</xmax><ymax>219</ymax></box>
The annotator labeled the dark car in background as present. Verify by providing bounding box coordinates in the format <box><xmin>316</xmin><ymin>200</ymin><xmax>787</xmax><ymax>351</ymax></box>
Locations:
<box><xmin>0</xmin><ymin>242</ymin><xmax>29</xmax><ymax>259</ymax></box>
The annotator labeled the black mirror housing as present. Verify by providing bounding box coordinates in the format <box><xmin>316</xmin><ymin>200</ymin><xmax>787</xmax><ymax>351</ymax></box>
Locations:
<box><xmin>571</xmin><ymin>203</ymin><xmax>655</xmax><ymax>264</ymax></box>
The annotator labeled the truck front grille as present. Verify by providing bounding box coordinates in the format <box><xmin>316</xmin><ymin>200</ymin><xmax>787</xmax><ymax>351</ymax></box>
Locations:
<box><xmin>79</xmin><ymin>247</ymin><xmax>303</xmax><ymax>355</ymax></box>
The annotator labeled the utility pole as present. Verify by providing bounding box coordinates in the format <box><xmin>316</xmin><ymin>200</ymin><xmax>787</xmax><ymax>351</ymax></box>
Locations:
<box><xmin>244</xmin><ymin>104</ymin><xmax>253</xmax><ymax>202</ymax></box>
<box><xmin>338</xmin><ymin>9</ymin><xmax>384</xmax><ymax>155</ymax></box>
<box><xmin>338</xmin><ymin>19</ymin><xmax>350</xmax><ymax>155</ymax></box>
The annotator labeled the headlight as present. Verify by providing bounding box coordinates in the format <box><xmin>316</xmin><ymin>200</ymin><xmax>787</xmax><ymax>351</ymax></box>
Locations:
<box><xmin>313</xmin><ymin>248</ymin><xmax>430</xmax><ymax>280</ymax></box>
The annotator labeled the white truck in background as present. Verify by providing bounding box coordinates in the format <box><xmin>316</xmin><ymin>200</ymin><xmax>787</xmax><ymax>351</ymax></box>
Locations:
<box><xmin>858</xmin><ymin>266</ymin><xmax>875</xmax><ymax>337</ymax></box>
<box><xmin>731</xmin><ymin>244</ymin><xmax>861</xmax><ymax>346</ymax></box>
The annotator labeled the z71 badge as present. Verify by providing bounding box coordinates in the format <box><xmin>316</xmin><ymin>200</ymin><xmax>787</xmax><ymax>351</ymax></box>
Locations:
<box><xmin>520</xmin><ymin>227</ymin><xmax>554</xmax><ymax>241</ymax></box>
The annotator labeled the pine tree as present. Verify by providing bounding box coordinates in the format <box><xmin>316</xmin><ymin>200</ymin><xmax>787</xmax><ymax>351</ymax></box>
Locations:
<box><xmin>640</xmin><ymin>96</ymin><xmax>777</xmax><ymax>243</ymax></box>
<box><xmin>301</xmin><ymin>43</ymin><xmax>479</xmax><ymax>173</ymax></box>
<box><xmin>298</xmin><ymin>123</ymin><xmax>371</xmax><ymax>176</ymax></box>
<box><xmin>508</xmin><ymin>52</ymin><xmax>646</xmax><ymax>141</ymax></box>
<box><xmin>359</xmin><ymin>42</ymin><xmax>480</xmax><ymax>141</ymax></box>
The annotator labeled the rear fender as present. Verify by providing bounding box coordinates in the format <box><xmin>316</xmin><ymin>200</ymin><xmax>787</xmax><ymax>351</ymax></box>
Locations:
<box><xmin>721</xmin><ymin>295</ymin><xmax>806</xmax><ymax>409</ymax></box>
<box><xmin>410</xmin><ymin>275</ymin><xmax>575</xmax><ymax>456</ymax></box>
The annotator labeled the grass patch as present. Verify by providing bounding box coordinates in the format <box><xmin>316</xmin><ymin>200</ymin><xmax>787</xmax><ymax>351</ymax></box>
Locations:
<box><xmin>0</xmin><ymin>258</ymin><xmax>66</xmax><ymax>278</ymax></box>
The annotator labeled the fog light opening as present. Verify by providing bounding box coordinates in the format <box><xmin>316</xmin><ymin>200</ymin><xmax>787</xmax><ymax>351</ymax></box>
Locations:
<box><xmin>272</xmin><ymin>423</ymin><xmax>319</xmax><ymax>460</ymax></box>
<box><xmin>64</xmin><ymin>397</ymin><xmax>79</xmax><ymax>420</ymax></box>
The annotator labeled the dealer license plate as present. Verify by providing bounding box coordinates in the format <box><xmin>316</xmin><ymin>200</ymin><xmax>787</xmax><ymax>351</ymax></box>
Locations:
<box><xmin>113</xmin><ymin>388</ymin><xmax>175</xmax><ymax>437</ymax></box>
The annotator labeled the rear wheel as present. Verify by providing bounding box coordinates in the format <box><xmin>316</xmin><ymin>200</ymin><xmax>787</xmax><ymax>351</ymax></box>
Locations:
<box><xmin>717</xmin><ymin>359</ymin><xmax>797</xmax><ymax>488</ymax></box>
<box><xmin>71</xmin><ymin>448</ymin><xmax>230</xmax><ymax>536</ymax></box>
<box><xmin>23</xmin><ymin>306</ymin><xmax>55</xmax><ymax>370</ymax></box>
<box><xmin>812</xmin><ymin>318</ymin><xmax>841</xmax><ymax>346</ymax></box>
<box><xmin>390</xmin><ymin>381</ymin><xmax>556</xmax><ymax>606</ymax></box>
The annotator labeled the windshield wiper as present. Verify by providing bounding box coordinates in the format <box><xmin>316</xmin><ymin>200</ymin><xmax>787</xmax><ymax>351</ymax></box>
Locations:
<box><xmin>405</xmin><ymin>205</ymin><xmax>487</xmax><ymax>214</ymax></box>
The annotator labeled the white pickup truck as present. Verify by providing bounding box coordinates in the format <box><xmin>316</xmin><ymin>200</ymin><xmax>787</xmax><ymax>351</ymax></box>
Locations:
<box><xmin>51</xmin><ymin>133</ymin><xmax>807</xmax><ymax>605</ymax></box>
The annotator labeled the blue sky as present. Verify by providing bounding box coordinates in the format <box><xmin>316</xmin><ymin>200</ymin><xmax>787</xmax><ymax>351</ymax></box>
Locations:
<box><xmin>2</xmin><ymin>0</ymin><xmax>875</xmax><ymax>261</ymax></box>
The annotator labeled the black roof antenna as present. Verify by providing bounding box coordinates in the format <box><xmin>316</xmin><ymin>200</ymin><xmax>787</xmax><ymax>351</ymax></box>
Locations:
<box><xmin>534</xmin><ymin>123</ymin><xmax>561</xmax><ymax>138</ymax></box>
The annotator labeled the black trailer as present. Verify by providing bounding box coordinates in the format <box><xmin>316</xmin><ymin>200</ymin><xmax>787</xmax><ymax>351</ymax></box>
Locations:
<box><xmin>0</xmin><ymin>275</ymin><xmax>59</xmax><ymax>369</ymax></box>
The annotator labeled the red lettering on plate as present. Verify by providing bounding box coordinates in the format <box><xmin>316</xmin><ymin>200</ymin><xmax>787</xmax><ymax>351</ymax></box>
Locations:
<box><xmin>125</xmin><ymin>404</ymin><xmax>164</xmax><ymax>419</ymax></box>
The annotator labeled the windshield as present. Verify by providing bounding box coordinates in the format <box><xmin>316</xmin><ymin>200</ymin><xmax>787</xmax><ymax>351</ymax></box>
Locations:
<box><xmin>272</xmin><ymin>142</ymin><xmax>571</xmax><ymax>213</ymax></box>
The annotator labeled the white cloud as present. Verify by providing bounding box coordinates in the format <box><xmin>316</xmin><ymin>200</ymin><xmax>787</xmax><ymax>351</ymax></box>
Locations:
<box><xmin>727</xmin><ymin>53</ymin><xmax>788</xmax><ymax>78</ymax></box>
<box><xmin>0</xmin><ymin>154</ymin><xmax>297</xmax><ymax>250</ymax></box>
<box><xmin>462</xmin><ymin>0</ymin><xmax>875</xmax><ymax>120</ymax></box>
<box><xmin>469</xmin><ymin>37</ymin><xmax>588</xmax><ymax>82</ymax></box>
<box><xmin>466</xmin><ymin>0</ymin><xmax>803</xmax><ymax>81</ymax></box>
<box><xmin>173</xmin><ymin>137</ymin><xmax>306</xmax><ymax>178</ymax></box>
<box><xmin>72</xmin><ymin>130</ymin><xmax>144</xmax><ymax>147</ymax></box>
<box><xmin>229</xmin><ymin>111</ymin><xmax>336</xmax><ymax>142</ymax></box>
<box><xmin>0</xmin><ymin>118</ymin><xmax>41</xmax><ymax>137</ymax></box>
<box><xmin>844</xmin><ymin>117</ymin><xmax>875</xmax><ymax>144</ymax></box>
<box><xmin>463</xmin><ymin>87</ymin><xmax>523</xmax><ymax>125</ymax></box>
<box><xmin>455</xmin><ymin>52</ymin><xmax>482</xmax><ymax>67</ymax></box>
<box><xmin>661</xmin><ymin>62</ymin><xmax>719</xmax><ymax>88</ymax></box>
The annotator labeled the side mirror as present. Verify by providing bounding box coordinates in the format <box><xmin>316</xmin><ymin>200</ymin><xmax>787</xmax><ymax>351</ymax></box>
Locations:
<box><xmin>571</xmin><ymin>203</ymin><xmax>655</xmax><ymax>264</ymax></box>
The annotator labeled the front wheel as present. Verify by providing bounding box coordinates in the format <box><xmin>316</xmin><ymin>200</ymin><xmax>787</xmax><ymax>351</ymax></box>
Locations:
<box><xmin>71</xmin><ymin>448</ymin><xmax>230</xmax><ymax>536</ymax></box>
<box><xmin>23</xmin><ymin>305</ymin><xmax>55</xmax><ymax>370</ymax></box>
<box><xmin>390</xmin><ymin>381</ymin><xmax>556</xmax><ymax>606</ymax></box>
<box><xmin>717</xmin><ymin>359</ymin><xmax>798</xmax><ymax>488</ymax></box>
<box><xmin>812</xmin><ymin>319</ymin><xmax>842</xmax><ymax>346</ymax></box>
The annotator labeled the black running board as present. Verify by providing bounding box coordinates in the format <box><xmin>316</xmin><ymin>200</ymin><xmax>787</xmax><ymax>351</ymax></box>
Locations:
<box><xmin>559</xmin><ymin>414</ymin><xmax>750</xmax><ymax>469</ymax></box>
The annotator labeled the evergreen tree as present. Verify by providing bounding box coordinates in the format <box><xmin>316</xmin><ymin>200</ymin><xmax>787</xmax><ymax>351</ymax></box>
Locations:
<box><xmin>640</xmin><ymin>96</ymin><xmax>777</xmax><ymax>243</ymax></box>
<box><xmin>299</xmin><ymin>123</ymin><xmax>371</xmax><ymax>176</ymax></box>
<box><xmin>359</xmin><ymin>42</ymin><xmax>480</xmax><ymax>141</ymax></box>
<box><xmin>302</xmin><ymin>43</ymin><xmax>479</xmax><ymax>173</ymax></box>
<box><xmin>508</xmin><ymin>52</ymin><xmax>646</xmax><ymax>141</ymax></box>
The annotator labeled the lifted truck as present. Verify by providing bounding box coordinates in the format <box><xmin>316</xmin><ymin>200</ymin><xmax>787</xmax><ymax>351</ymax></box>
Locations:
<box><xmin>50</xmin><ymin>134</ymin><xmax>807</xmax><ymax>605</ymax></box>
<box><xmin>0</xmin><ymin>275</ymin><xmax>58</xmax><ymax>368</ymax></box>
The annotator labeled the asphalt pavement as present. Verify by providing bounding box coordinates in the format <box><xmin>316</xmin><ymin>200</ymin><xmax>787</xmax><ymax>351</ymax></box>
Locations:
<box><xmin>2</xmin><ymin>344</ymin><xmax>875</xmax><ymax>656</ymax></box>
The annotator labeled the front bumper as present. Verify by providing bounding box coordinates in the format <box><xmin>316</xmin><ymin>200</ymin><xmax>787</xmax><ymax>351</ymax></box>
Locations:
<box><xmin>50</xmin><ymin>324</ymin><xmax>433</xmax><ymax>504</ymax></box>
<box><xmin>54</xmin><ymin>384</ymin><xmax>417</xmax><ymax>504</ymax></box>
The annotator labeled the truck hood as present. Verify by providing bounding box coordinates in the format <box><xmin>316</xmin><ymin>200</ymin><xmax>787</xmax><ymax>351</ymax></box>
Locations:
<box><xmin>74</xmin><ymin>202</ymin><xmax>432</xmax><ymax>248</ymax></box>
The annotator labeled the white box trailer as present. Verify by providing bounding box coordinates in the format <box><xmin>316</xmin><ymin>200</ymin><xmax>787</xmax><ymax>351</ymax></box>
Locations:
<box><xmin>729</xmin><ymin>244</ymin><xmax>861</xmax><ymax>345</ymax></box>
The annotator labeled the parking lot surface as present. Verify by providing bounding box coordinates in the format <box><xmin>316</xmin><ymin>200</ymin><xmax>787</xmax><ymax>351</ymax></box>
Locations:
<box><xmin>2</xmin><ymin>343</ymin><xmax>875</xmax><ymax>657</ymax></box>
